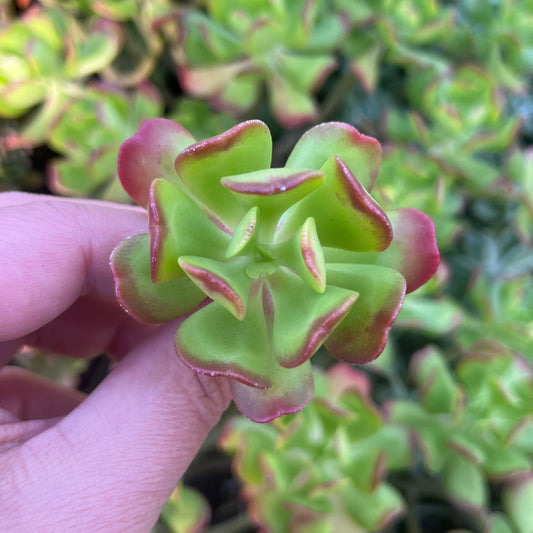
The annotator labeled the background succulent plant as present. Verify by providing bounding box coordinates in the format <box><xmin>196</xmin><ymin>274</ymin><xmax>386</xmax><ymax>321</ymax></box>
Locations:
<box><xmin>168</xmin><ymin>0</ymin><xmax>345</xmax><ymax>127</ymax></box>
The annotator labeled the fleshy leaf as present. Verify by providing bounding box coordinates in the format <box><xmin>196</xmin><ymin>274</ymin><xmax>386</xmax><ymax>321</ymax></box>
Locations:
<box><xmin>341</xmin><ymin>481</ymin><xmax>405</xmax><ymax>531</ymax></box>
<box><xmin>221</xmin><ymin>167</ymin><xmax>324</xmax><ymax>240</ymax></box>
<box><xmin>175</xmin><ymin>120</ymin><xmax>272</xmax><ymax>231</ymax></box>
<box><xmin>286</xmin><ymin>122</ymin><xmax>382</xmax><ymax>190</ymax></box>
<box><xmin>279</xmin><ymin>156</ymin><xmax>392</xmax><ymax>252</ymax></box>
<box><xmin>118</xmin><ymin>118</ymin><xmax>196</xmax><ymax>207</ymax></box>
<box><xmin>225</xmin><ymin>206</ymin><xmax>260</xmax><ymax>258</ymax></box>
<box><xmin>149</xmin><ymin>179</ymin><xmax>230</xmax><ymax>283</ymax></box>
<box><xmin>323</xmin><ymin>208</ymin><xmax>439</xmax><ymax>293</ymax></box>
<box><xmin>178</xmin><ymin>255</ymin><xmax>251</xmax><ymax>320</ymax></box>
<box><xmin>231</xmin><ymin>360</ymin><xmax>315</xmax><ymax>423</ymax></box>
<box><xmin>268</xmin><ymin>76</ymin><xmax>318</xmax><ymax>128</ymax></box>
<box><xmin>266</xmin><ymin>267</ymin><xmax>357</xmax><ymax>368</ymax></box>
<box><xmin>110</xmin><ymin>234</ymin><xmax>205</xmax><ymax>323</ymax></box>
<box><xmin>375</xmin><ymin>208</ymin><xmax>440</xmax><ymax>293</ymax></box>
<box><xmin>443</xmin><ymin>453</ymin><xmax>487</xmax><ymax>512</ymax></box>
<box><xmin>159</xmin><ymin>483</ymin><xmax>211</xmax><ymax>533</ymax></box>
<box><xmin>175</xmin><ymin>280</ymin><xmax>273</xmax><ymax>389</ymax></box>
<box><xmin>409</xmin><ymin>346</ymin><xmax>459</xmax><ymax>414</ymax></box>
<box><xmin>276</xmin><ymin>52</ymin><xmax>337</xmax><ymax>93</ymax></box>
<box><xmin>177</xmin><ymin>61</ymin><xmax>250</xmax><ymax>98</ymax></box>
<box><xmin>274</xmin><ymin>217</ymin><xmax>327</xmax><ymax>293</ymax></box>
<box><xmin>211</xmin><ymin>72</ymin><xmax>261</xmax><ymax>115</ymax></box>
<box><xmin>325</xmin><ymin>264</ymin><xmax>406</xmax><ymax>363</ymax></box>
<box><xmin>503</xmin><ymin>474</ymin><xmax>533</xmax><ymax>533</ymax></box>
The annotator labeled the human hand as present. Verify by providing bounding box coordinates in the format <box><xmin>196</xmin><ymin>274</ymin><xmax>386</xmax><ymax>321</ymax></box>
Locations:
<box><xmin>0</xmin><ymin>192</ymin><xmax>231</xmax><ymax>531</ymax></box>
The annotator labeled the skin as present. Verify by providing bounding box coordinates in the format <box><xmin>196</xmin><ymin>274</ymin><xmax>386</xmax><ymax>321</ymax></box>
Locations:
<box><xmin>0</xmin><ymin>192</ymin><xmax>232</xmax><ymax>531</ymax></box>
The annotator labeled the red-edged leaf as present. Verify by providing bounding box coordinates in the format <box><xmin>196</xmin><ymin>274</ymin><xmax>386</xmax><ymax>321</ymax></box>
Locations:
<box><xmin>266</xmin><ymin>267</ymin><xmax>358</xmax><ymax>368</ymax></box>
<box><xmin>178</xmin><ymin>255</ymin><xmax>251</xmax><ymax>320</ymax></box>
<box><xmin>118</xmin><ymin>118</ymin><xmax>196</xmax><ymax>207</ymax></box>
<box><xmin>278</xmin><ymin>156</ymin><xmax>392</xmax><ymax>252</ymax></box>
<box><xmin>231</xmin><ymin>360</ymin><xmax>315</xmax><ymax>423</ymax></box>
<box><xmin>175</xmin><ymin>120</ymin><xmax>272</xmax><ymax>231</ymax></box>
<box><xmin>110</xmin><ymin>234</ymin><xmax>205</xmax><ymax>323</ymax></box>
<box><xmin>175</xmin><ymin>279</ymin><xmax>273</xmax><ymax>389</ymax></box>
<box><xmin>221</xmin><ymin>167</ymin><xmax>324</xmax><ymax>240</ymax></box>
<box><xmin>325</xmin><ymin>264</ymin><xmax>406</xmax><ymax>363</ymax></box>
<box><xmin>148</xmin><ymin>179</ymin><xmax>230</xmax><ymax>283</ymax></box>
<box><xmin>375</xmin><ymin>208</ymin><xmax>439</xmax><ymax>293</ymax></box>
<box><xmin>286</xmin><ymin>122</ymin><xmax>382</xmax><ymax>190</ymax></box>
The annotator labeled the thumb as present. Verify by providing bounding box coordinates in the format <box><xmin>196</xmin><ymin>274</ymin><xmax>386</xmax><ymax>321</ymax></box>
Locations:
<box><xmin>1</xmin><ymin>321</ymin><xmax>232</xmax><ymax>532</ymax></box>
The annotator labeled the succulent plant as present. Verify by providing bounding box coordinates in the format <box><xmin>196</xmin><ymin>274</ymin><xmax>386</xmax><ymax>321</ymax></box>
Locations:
<box><xmin>387</xmin><ymin>65</ymin><xmax>520</xmax><ymax>188</ymax></box>
<box><xmin>167</xmin><ymin>0</ymin><xmax>346</xmax><ymax>127</ymax></box>
<box><xmin>47</xmin><ymin>82</ymin><xmax>163</xmax><ymax>202</ymax></box>
<box><xmin>337</xmin><ymin>0</ymin><xmax>454</xmax><ymax>91</ymax></box>
<box><xmin>390</xmin><ymin>341</ymin><xmax>533</xmax><ymax>518</ymax></box>
<box><xmin>220</xmin><ymin>364</ymin><xmax>411</xmax><ymax>532</ymax></box>
<box><xmin>110</xmin><ymin>118</ymin><xmax>438</xmax><ymax>422</ymax></box>
<box><xmin>451</xmin><ymin>0</ymin><xmax>533</xmax><ymax>91</ymax></box>
<box><xmin>0</xmin><ymin>6</ymin><xmax>121</xmax><ymax>143</ymax></box>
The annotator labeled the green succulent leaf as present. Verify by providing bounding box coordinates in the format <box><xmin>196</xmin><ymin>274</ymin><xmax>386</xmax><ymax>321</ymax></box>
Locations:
<box><xmin>225</xmin><ymin>206</ymin><xmax>260</xmax><ymax>258</ymax></box>
<box><xmin>503</xmin><ymin>475</ymin><xmax>533</xmax><ymax>533</ymax></box>
<box><xmin>409</xmin><ymin>346</ymin><xmax>459</xmax><ymax>414</ymax></box>
<box><xmin>443</xmin><ymin>453</ymin><xmax>487</xmax><ymax>512</ymax></box>
<box><xmin>178</xmin><ymin>256</ymin><xmax>251</xmax><ymax>321</ymax></box>
<box><xmin>279</xmin><ymin>156</ymin><xmax>392</xmax><ymax>252</ymax></box>
<box><xmin>175</xmin><ymin>120</ymin><xmax>272</xmax><ymax>231</ymax></box>
<box><xmin>286</xmin><ymin>122</ymin><xmax>382</xmax><ymax>190</ymax></box>
<box><xmin>342</xmin><ymin>481</ymin><xmax>404</xmax><ymax>531</ymax></box>
<box><xmin>274</xmin><ymin>217</ymin><xmax>327</xmax><ymax>293</ymax></box>
<box><xmin>221</xmin><ymin>167</ymin><xmax>324</xmax><ymax>240</ymax></box>
<box><xmin>230</xmin><ymin>359</ymin><xmax>315</xmax><ymax>423</ymax></box>
<box><xmin>175</xmin><ymin>279</ymin><xmax>273</xmax><ymax>389</ymax></box>
<box><xmin>149</xmin><ymin>179</ymin><xmax>230</xmax><ymax>283</ymax></box>
<box><xmin>159</xmin><ymin>483</ymin><xmax>210</xmax><ymax>533</ymax></box>
<box><xmin>325</xmin><ymin>264</ymin><xmax>406</xmax><ymax>363</ymax></box>
<box><xmin>110</xmin><ymin>234</ymin><xmax>205</xmax><ymax>324</ymax></box>
<box><xmin>266</xmin><ymin>267</ymin><xmax>357</xmax><ymax>368</ymax></box>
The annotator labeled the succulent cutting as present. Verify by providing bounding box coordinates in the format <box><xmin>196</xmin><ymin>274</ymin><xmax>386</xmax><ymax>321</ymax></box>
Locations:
<box><xmin>111</xmin><ymin>118</ymin><xmax>439</xmax><ymax>422</ymax></box>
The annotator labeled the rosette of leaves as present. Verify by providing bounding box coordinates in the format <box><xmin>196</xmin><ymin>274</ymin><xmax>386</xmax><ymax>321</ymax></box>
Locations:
<box><xmin>110</xmin><ymin>118</ymin><xmax>439</xmax><ymax>422</ymax></box>
<box><xmin>390</xmin><ymin>342</ymin><xmax>533</xmax><ymax>522</ymax></box>
<box><xmin>335</xmin><ymin>0</ymin><xmax>453</xmax><ymax>92</ymax></box>
<box><xmin>39</xmin><ymin>0</ymin><xmax>173</xmax><ymax>87</ymax></box>
<box><xmin>0</xmin><ymin>6</ymin><xmax>121</xmax><ymax>144</ymax></box>
<box><xmin>220</xmin><ymin>364</ymin><xmax>411</xmax><ymax>532</ymax></box>
<box><xmin>451</xmin><ymin>0</ymin><xmax>533</xmax><ymax>92</ymax></box>
<box><xmin>387</xmin><ymin>66</ymin><xmax>520</xmax><ymax>189</ymax></box>
<box><xmin>170</xmin><ymin>0</ymin><xmax>346</xmax><ymax>127</ymax></box>
<box><xmin>458</xmin><ymin>272</ymin><xmax>533</xmax><ymax>362</ymax></box>
<box><xmin>47</xmin><ymin>82</ymin><xmax>162</xmax><ymax>202</ymax></box>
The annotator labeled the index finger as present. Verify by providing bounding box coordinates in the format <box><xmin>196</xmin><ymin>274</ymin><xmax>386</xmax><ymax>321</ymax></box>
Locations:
<box><xmin>0</xmin><ymin>193</ymin><xmax>147</xmax><ymax>342</ymax></box>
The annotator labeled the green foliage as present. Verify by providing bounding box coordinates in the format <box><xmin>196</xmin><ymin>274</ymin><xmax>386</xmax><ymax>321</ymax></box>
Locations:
<box><xmin>156</xmin><ymin>483</ymin><xmax>210</xmax><ymax>533</ymax></box>
<box><xmin>169</xmin><ymin>0</ymin><xmax>344</xmax><ymax>126</ymax></box>
<box><xmin>220</xmin><ymin>365</ymin><xmax>410</xmax><ymax>532</ymax></box>
<box><xmin>48</xmin><ymin>82</ymin><xmax>163</xmax><ymax>201</ymax></box>
<box><xmin>0</xmin><ymin>6</ymin><xmax>121</xmax><ymax>142</ymax></box>
<box><xmin>1</xmin><ymin>0</ymin><xmax>533</xmax><ymax>530</ymax></box>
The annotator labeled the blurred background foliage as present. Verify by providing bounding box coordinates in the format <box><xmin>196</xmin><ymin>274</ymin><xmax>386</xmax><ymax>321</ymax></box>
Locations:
<box><xmin>1</xmin><ymin>0</ymin><xmax>532</xmax><ymax>531</ymax></box>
